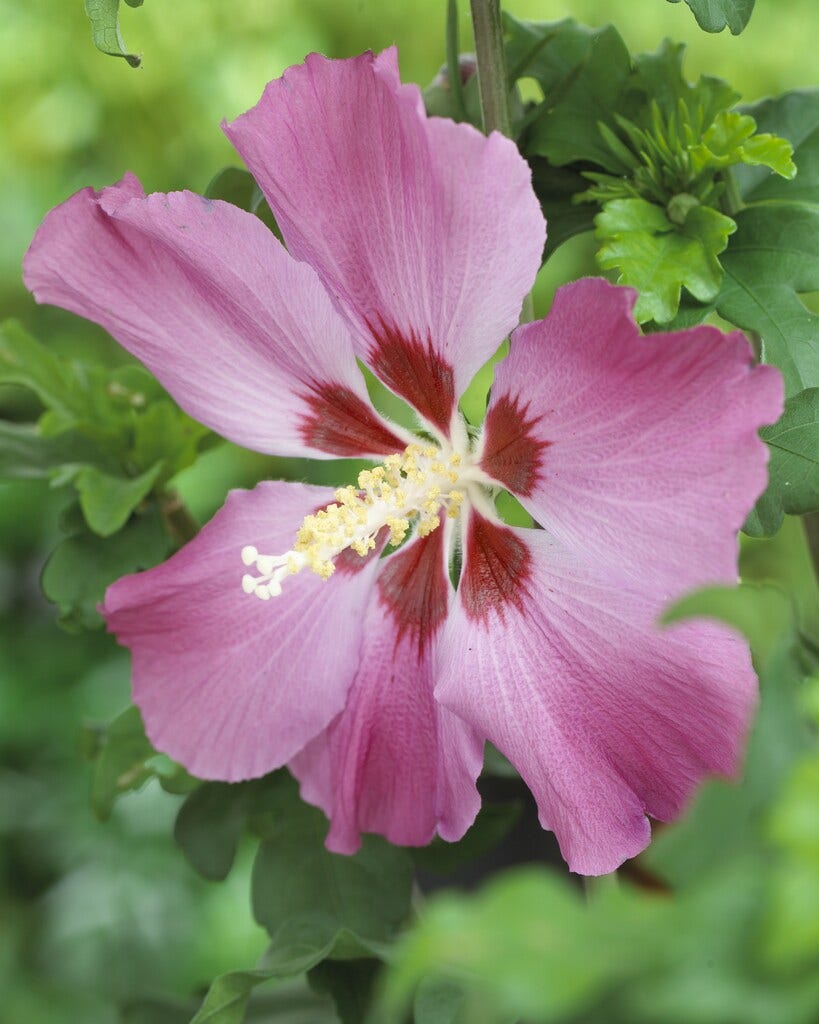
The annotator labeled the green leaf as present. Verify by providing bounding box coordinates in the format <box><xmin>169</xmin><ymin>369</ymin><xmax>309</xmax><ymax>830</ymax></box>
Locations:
<box><xmin>737</xmin><ymin>90</ymin><xmax>819</xmax><ymax>205</ymax></box>
<box><xmin>413</xmin><ymin>978</ymin><xmax>465</xmax><ymax>1024</ymax></box>
<box><xmin>41</xmin><ymin>507</ymin><xmax>169</xmax><ymax>630</ymax></box>
<box><xmin>381</xmin><ymin>868</ymin><xmax>664</xmax><ymax>1023</ymax></box>
<box><xmin>83</xmin><ymin>0</ymin><xmax>141</xmax><ymax>67</ymax></box>
<box><xmin>410</xmin><ymin>801</ymin><xmax>522</xmax><ymax>876</ymax></box>
<box><xmin>529</xmin><ymin>159</ymin><xmax>596</xmax><ymax>258</ymax></box>
<box><xmin>749</xmin><ymin>389</ymin><xmax>819</xmax><ymax>535</ymax></box>
<box><xmin>661</xmin><ymin>582</ymin><xmax>796</xmax><ymax>673</ymax></box>
<box><xmin>504</xmin><ymin>16</ymin><xmax>632</xmax><ymax>169</ymax></box>
<box><xmin>190</xmin><ymin>970</ymin><xmax>337</xmax><ymax>1024</ymax></box>
<box><xmin>251</xmin><ymin>773</ymin><xmax>413</xmax><ymax>957</ymax></box>
<box><xmin>0</xmin><ymin>421</ymin><xmax>102</xmax><ymax>480</ymax></box>
<box><xmin>690</xmin><ymin>111</ymin><xmax>796</xmax><ymax>178</ymax></box>
<box><xmin>205</xmin><ymin>167</ymin><xmax>281</xmax><ymax>237</ymax></box>
<box><xmin>0</xmin><ymin>320</ymin><xmax>79</xmax><ymax>420</ymax></box>
<box><xmin>132</xmin><ymin>400</ymin><xmax>209</xmax><ymax>480</ymax></box>
<box><xmin>715</xmin><ymin>202</ymin><xmax>819</xmax><ymax>396</ymax></box>
<box><xmin>666</xmin><ymin>0</ymin><xmax>755</xmax><ymax>35</ymax></box>
<box><xmin>308</xmin><ymin>959</ymin><xmax>380</xmax><ymax>1024</ymax></box>
<box><xmin>595</xmin><ymin>197</ymin><xmax>735</xmax><ymax>322</ymax></box>
<box><xmin>87</xmin><ymin>705</ymin><xmax>154</xmax><ymax>820</ymax></box>
<box><xmin>174</xmin><ymin>778</ymin><xmax>278</xmax><ymax>881</ymax></box>
<box><xmin>74</xmin><ymin>462</ymin><xmax>163</xmax><ymax>536</ymax></box>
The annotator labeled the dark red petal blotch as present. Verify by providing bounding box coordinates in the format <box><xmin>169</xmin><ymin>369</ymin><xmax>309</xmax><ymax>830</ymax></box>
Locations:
<box><xmin>300</xmin><ymin>382</ymin><xmax>405</xmax><ymax>457</ymax></box>
<box><xmin>378</xmin><ymin>523</ymin><xmax>449</xmax><ymax>655</ymax></box>
<box><xmin>480</xmin><ymin>393</ymin><xmax>551</xmax><ymax>497</ymax></box>
<box><xmin>460</xmin><ymin>511</ymin><xmax>532</xmax><ymax>623</ymax></box>
<box><xmin>367</xmin><ymin>318</ymin><xmax>455</xmax><ymax>436</ymax></box>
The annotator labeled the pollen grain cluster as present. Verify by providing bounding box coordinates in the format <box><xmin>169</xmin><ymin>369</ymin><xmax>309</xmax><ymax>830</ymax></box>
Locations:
<box><xmin>241</xmin><ymin>444</ymin><xmax>465</xmax><ymax>600</ymax></box>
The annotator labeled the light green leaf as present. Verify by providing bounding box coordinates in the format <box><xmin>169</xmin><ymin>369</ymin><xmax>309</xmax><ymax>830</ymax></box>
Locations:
<box><xmin>715</xmin><ymin>202</ymin><xmax>819</xmax><ymax>396</ymax></box>
<box><xmin>690</xmin><ymin>111</ymin><xmax>796</xmax><ymax>178</ymax></box>
<box><xmin>83</xmin><ymin>0</ymin><xmax>141</xmax><ymax>67</ymax></box>
<box><xmin>737</xmin><ymin>90</ymin><xmax>819</xmax><ymax>205</ymax></box>
<box><xmin>41</xmin><ymin>507</ymin><xmax>169</xmax><ymax>630</ymax></box>
<box><xmin>75</xmin><ymin>462</ymin><xmax>163</xmax><ymax>536</ymax></box>
<box><xmin>413</xmin><ymin>978</ymin><xmax>466</xmax><ymax>1024</ymax></box>
<box><xmin>666</xmin><ymin>0</ymin><xmax>755</xmax><ymax>35</ymax></box>
<box><xmin>504</xmin><ymin>16</ymin><xmax>632</xmax><ymax>169</ymax></box>
<box><xmin>749</xmin><ymin>389</ymin><xmax>819</xmax><ymax>536</ymax></box>
<box><xmin>661</xmin><ymin>582</ymin><xmax>795</xmax><ymax>672</ymax></box>
<box><xmin>595</xmin><ymin>197</ymin><xmax>735</xmax><ymax>322</ymax></box>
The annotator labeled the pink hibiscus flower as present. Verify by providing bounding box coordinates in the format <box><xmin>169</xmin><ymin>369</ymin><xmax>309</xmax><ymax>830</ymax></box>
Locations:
<box><xmin>24</xmin><ymin>50</ymin><xmax>782</xmax><ymax>875</ymax></box>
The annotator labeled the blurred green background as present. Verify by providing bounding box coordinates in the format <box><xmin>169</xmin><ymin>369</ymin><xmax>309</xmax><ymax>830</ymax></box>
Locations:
<box><xmin>0</xmin><ymin>1</ymin><xmax>817</xmax><ymax>1022</ymax></box>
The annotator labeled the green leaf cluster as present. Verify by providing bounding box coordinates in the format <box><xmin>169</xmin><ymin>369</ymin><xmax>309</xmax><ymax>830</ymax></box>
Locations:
<box><xmin>502</xmin><ymin>20</ymin><xmax>795</xmax><ymax>324</ymax></box>
<box><xmin>0</xmin><ymin>320</ymin><xmax>210</xmax><ymax>627</ymax></box>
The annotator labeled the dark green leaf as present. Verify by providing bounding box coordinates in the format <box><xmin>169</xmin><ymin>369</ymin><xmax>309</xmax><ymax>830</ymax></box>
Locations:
<box><xmin>251</xmin><ymin>773</ymin><xmax>413</xmax><ymax>957</ymax></box>
<box><xmin>75</xmin><ymin>462</ymin><xmax>163</xmax><ymax>536</ymax></box>
<box><xmin>529</xmin><ymin>159</ymin><xmax>596</xmax><ymax>258</ymax></box>
<box><xmin>410</xmin><ymin>802</ymin><xmax>522</xmax><ymax>875</ymax></box>
<box><xmin>41</xmin><ymin>507</ymin><xmax>169</xmax><ymax>630</ymax></box>
<box><xmin>666</xmin><ymin>0</ymin><xmax>755</xmax><ymax>35</ymax></box>
<box><xmin>737</xmin><ymin>90</ymin><xmax>819</xmax><ymax>205</ymax></box>
<box><xmin>749</xmin><ymin>389</ymin><xmax>819</xmax><ymax>535</ymax></box>
<box><xmin>174</xmin><ymin>779</ymin><xmax>276</xmax><ymax>881</ymax></box>
<box><xmin>715</xmin><ymin>202</ymin><xmax>819</xmax><ymax>396</ymax></box>
<box><xmin>83</xmin><ymin>0</ymin><xmax>141</xmax><ymax>67</ymax></box>
<box><xmin>595</xmin><ymin>198</ymin><xmax>735</xmax><ymax>322</ymax></box>
<box><xmin>308</xmin><ymin>959</ymin><xmax>380</xmax><ymax>1024</ymax></box>
<box><xmin>504</xmin><ymin>16</ymin><xmax>632</xmax><ymax>169</ymax></box>
<box><xmin>205</xmin><ymin>167</ymin><xmax>281</xmax><ymax>237</ymax></box>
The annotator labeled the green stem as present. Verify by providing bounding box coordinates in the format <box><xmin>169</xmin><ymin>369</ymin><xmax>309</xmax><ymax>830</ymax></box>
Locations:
<box><xmin>469</xmin><ymin>0</ymin><xmax>512</xmax><ymax>137</ymax></box>
<box><xmin>721</xmin><ymin>166</ymin><xmax>744</xmax><ymax>217</ymax></box>
<box><xmin>583</xmin><ymin>871</ymin><xmax>619</xmax><ymax>902</ymax></box>
<box><xmin>803</xmin><ymin>512</ymin><xmax>819</xmax><ymax>589</ymax></box>
<box><xmin>446</xmin><ymin>0</ymin><xmax>467</xmax><ymax>121</ymax></box>
<box><xmin>161</xmin><ymin>491</ymin><xmax>199</xmax><ymax>545</ymax></box>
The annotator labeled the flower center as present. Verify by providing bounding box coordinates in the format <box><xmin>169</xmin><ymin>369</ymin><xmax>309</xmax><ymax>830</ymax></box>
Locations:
<box><xmin>241</xmin><ymin>443</ymin><xmax>469</xmax><ymax>600</ymax></box>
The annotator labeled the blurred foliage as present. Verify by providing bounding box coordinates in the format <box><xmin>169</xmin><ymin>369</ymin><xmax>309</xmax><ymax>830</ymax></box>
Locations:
<box><xmin>1</xmin><ymin>1</ymin><xmax>819</xmax><ymax>1023</ymax></box>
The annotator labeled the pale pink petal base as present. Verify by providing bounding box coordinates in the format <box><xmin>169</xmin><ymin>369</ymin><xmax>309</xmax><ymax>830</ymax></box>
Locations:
<box><xmin>480</xmin><ymin>278</ymin><xmax>784</xmax><ymax>592</ymax></box>
<box><xmin>292</xmin><ymin>529</ymin><xmax>483</xmax><ymax>851</ymax></box>
<box><xmin>436</xmin><ymin>511</ymin><xmax>757</xmax><ymax>875</ymax></box>
<box><xmin>24</xmin><ymin>175</ymin><xmax>404</xmax><ymax>460</ymax></box>
<box><xmin>225</xmin><ymin>50</ymin><xmax>545</xmax><ymax>434</ymax></box>
<box><xmin>103</xmin><ymin>482</ymin><xmax>384</xmax><ymax>781</ymax></box>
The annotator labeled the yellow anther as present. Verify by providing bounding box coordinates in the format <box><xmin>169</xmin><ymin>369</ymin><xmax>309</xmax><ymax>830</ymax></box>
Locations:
<box><xmin>242</xmin><ymin>439</ymin><xmax>470</xmax><ymax>599</ymax></box>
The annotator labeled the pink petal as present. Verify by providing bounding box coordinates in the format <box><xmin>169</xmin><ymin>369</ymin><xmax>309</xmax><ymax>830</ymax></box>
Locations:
<box><xmin>291</xmin><ymin>525</ymin><xmax>483</xmax><ymax>852</ymax></box>
<box><xmin>436</xmin><ymin>511</ymin><xmax>758</xmax><ymax>875</ymax></box>
<box><xmin>225</xmin><ymin>51</ymin><xmax>545</xmax><ymax>436</ymax></box>
<box><xmin>24</xmin><ymin>175</ymin><xmax>405</xmax><ymax>460</ymax></box>
<box><xmin>102</xmin><ymin>482</ymin><xmax>384</xmax><ymax>781</ymax></box>
<box><xmin>479</xmin><ymin>278</ymin><xmax>784</xmax><ymax>591</ymax></box>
